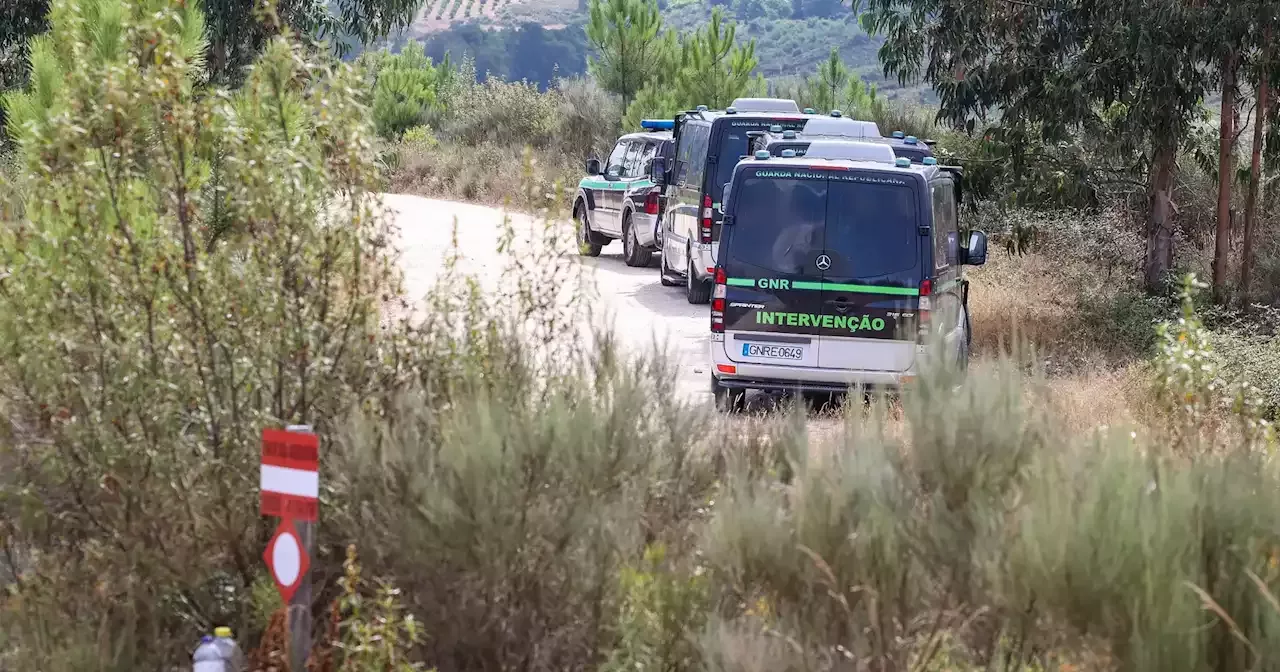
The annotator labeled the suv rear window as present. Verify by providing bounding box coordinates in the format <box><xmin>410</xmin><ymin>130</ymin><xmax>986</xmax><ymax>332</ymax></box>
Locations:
<box><xmin>728</xmin><ymin>169</ymin><xmax>920</xmax><ymax>278</ymax></box>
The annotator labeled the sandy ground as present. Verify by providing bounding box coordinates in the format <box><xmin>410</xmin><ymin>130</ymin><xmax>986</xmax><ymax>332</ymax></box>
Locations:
<box><xmin>383</xmin><ymin>194</ymin><xmax>715</xmax><ymax>403</ymax></box>
<box><xmin>382</xmin><ymin>194</ymin><xmax>853</xmax><ymax>451</ymax></box>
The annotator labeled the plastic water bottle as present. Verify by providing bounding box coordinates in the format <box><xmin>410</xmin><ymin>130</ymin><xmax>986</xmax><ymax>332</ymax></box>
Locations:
<box><xmin>192</xmin><ymin>635</ymin><xmax>224</xmax><ymax>672</ymax></box>
<box><xmin>191</xmin><ymin>627</ymin><xmax>247</xmax><ymax>672</ymax></box>
<box><xmin>213</xmin><ymin>627</ymin><xmax>247</xmax><ymax>672</ymax></box>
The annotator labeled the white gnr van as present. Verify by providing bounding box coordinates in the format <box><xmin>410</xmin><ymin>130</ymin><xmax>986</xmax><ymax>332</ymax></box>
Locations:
<box><xmin>708</xmin><ymin>140</ymin><xmax>989</xmax><ymax>411</ymax></box>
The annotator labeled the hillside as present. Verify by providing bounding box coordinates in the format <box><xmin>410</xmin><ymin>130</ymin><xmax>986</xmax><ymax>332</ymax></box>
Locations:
<box><xmin>395</xmin><ymin>0</ymin><xmax>934</xmax><ymax>100</ymax></box>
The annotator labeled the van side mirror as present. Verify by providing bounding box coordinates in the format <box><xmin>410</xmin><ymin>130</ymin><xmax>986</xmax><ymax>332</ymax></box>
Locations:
<box><xmin>650</xmin><ymin>157</ymin><xmax>667</xmax><ymax>182</ymax></box>
<box><xmin>720</xmin><ymin>182</ymin><xmax>732</xmax><ymax>213</ymax></box>
<box><xmin>963</xmin><ymin>230</ymin><xmax>988</xmax><ymax>266</ymax></box>
<box><xmin>585</xmin><ymin>158</ymin><xmax>601</xmax><ymax>176</ymax></box>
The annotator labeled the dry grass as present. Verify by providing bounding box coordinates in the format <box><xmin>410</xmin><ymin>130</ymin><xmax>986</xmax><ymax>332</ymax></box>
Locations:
<box><xmin>386</xmin><ymin>141</ymin><xmax>581</xmax><ymax>211</ymax></box>
<box><xmin>966</xmin><ymin>241</ymin><xmax>1156</xmax><ymax>436</ymax></box>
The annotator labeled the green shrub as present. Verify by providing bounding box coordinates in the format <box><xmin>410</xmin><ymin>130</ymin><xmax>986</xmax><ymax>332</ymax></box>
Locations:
<box><xmin>443</xmin><ymin>76</ymin><xmax>560</xmax><ymax>147</ymax></box>
<box><xmin>0</xmin><ymin>1</ymin><xmax>408</xmax><ymax>666</ymax></box>
<box><xmin>335</xmin><ymin>546</ymin><xmax>433</xmax><ymax>672</ymax></box>
<box><xmin>554</xmin><ymin>76</ymin><xmax>622</xmax><ymax>159</ymax></box>
<box><xmin>601</xmin><ymin>543</ymin><xmax>710</xmax><ymax>672</ymax></box>
<box><xmin>1151</xmin><ymin>274</ymin><xmax>1275</xmax><ymax>452</ymax></box>
<box><xmin>372</xmin><ymin>41</ymin><xmax>450</xmax><ymax>139</ymax></box>
<box><xmin>400</xmin><ymin>124</ymin><xmax>438</xmax><ymax>148</ymax></box>
<box><xmin>322</xmin><ymin>186</ymin><xmax>722</xmax><ymax>669</ymax></box>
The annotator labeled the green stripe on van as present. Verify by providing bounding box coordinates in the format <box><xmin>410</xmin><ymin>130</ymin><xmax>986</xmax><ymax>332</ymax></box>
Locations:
<box><xmin>820</xmin><ymin>282</ymin><xmax>919</xmax><ymax>296</ymax></box>
<box><xmin>727</xmin><ymin>278</ymin><xmax>920</xmax><ymax>296</ymax></box>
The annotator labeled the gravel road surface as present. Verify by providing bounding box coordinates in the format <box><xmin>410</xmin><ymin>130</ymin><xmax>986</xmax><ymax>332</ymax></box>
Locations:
<box><xmin>384</xmin><ymin>194</ymin><xmax>714</xmax><ymax>403</ymax></box>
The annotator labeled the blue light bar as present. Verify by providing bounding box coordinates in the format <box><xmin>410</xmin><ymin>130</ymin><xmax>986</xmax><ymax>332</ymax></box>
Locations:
<box><xmin>640</xmin><ymin>119</ymin><xmax>675</xmax><ymax>130</ymax></box>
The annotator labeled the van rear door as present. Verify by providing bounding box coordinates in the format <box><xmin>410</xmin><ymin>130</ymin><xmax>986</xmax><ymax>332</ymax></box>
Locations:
<box><xmin>720</xmin><ymin>168</ymin><xmax>827</xmax><ymax>368</ymax></box>
<box><xmin>815</xmin><ymin>172</ymin><xmax>924</xmax><ymax>372</ymax></box>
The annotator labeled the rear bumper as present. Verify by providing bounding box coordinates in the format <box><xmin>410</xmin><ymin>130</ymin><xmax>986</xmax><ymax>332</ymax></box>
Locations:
<box><xmin>715</xmin><ymin>376</ymin><xmax>872</xmax><ymax>395</ymax></box>
<box><xmin>633</xmin><ymin>213</ymin><xmax>659</xmax><ymax>249</ymax></box>
<box><xmin>710</xmin><ymin>339</ymin><xmax>915</xmax><ymax>389</ymax></box>
<box><xmin>690</xmin><ymin>242</ymin><xmax>719</xmax><ymax>281</ymax></box>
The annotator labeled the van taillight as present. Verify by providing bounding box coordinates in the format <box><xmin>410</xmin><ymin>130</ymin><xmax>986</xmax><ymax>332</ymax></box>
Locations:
<box><xmin>700</xmin><ymin>194</ymin><xmax>713</xmax><ymax>244</ymax></box>
<box><xmin>917</xmin><ymin>278</ymin><xmax>931</xmax><ymax>341</ymax></box>
<box><xmin>644</xmin><ymin>192</ymin><xmax>660</xmax><ymax>215</ymax></box>
<box><xmin>711</xmin><ymin>266</ymin><xmax>726</xmax><ymax>333</ymax></box>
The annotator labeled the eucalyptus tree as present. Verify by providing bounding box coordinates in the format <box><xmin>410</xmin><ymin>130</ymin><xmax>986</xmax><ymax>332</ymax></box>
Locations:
<box><xmin>1239</xmin><ymin>0</ymin><xmax>1280</xmax><ymax>302</ymax></box>
<box><xmin>860</xmin><ymin>0</ymin><xmax>1210</xmax><ymax>292</ymax></box>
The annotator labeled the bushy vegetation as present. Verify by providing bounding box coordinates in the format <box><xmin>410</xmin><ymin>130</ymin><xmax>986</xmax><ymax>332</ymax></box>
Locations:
<box><xmin>368</xmin><ymin>42</ymin><xmax>453</xmax><ymax>139</ymax></box>
<box><xmin>8</xmin><ymin>0</ymin><xmax>1280</xmax><ymax>670</ymax></box>
<box><xmin>375</xmin><ymin>52</ymin><xmax>620</xmax><ymax>209</ymax></box>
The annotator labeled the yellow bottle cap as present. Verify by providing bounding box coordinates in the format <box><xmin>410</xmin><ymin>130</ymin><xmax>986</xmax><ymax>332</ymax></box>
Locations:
<box><xmin>214</xmin><ymin>626</ymin><xmax>232</xmax><ymax>638</ymax></box>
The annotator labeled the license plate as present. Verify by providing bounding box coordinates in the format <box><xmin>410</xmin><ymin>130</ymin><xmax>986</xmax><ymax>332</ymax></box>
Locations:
<box><xmin>741</xmin><ymin>343</ymin><xmax>803</xmax><ymax>360</ymax></box>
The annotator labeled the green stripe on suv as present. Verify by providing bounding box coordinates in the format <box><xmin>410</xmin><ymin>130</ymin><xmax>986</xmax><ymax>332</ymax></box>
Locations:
<box><xmin>726</xmin><ymin>277</ymin><xmax>919</xmax><ymax>296</ymax></box>
<box><xmin>578</xmin><ymin>178</ymin><xmax>655</xmax><ymax>191</ymax></box>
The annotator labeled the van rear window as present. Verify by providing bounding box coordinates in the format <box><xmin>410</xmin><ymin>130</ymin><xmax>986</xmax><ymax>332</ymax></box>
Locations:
<box><xmin>725</xmin><ymin>176</ymin><xmax>826</xmax><ymax>275</ymax></box>
<box><xmin>712</xmin><ymin>118</ymin><xmax>806</xmax><ymax>202</ymax></box>
<box><xmin>825</xmin><ymin>179</ymin><xmax>919</xmax><ymax>277</ymax></box>
<box><xmin>727</xmin><ymin>170</ymin><xmax>919</xmax><ymax>279</ymax></box>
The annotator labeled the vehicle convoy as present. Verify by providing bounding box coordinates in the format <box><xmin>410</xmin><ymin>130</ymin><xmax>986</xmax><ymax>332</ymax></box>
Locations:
<box><xmin>653</xmin><ymin>98</ymin><xmax>828</xmax><ymax>304</ymax></box>
<box><xmin>574</xmin><ymin>121</ymin><xmax>676</xmax><ymax>267</ymax></box>
<box><xmin>707</xmin><ymin>141</ymin><xmax>988</xmax><ymax>411</ymax></box>
<box><xmin>749</xmin><ymin>121</ymin><xmax>937</xmax><ymax>164</ymax></box>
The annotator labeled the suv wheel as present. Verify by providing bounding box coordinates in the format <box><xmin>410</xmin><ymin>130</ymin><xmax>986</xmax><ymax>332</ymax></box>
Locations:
<box><xmin>576</xmin><ymin>206</ymin><xmax>602</xmax><ymax>257</ymax></box>
<box><xmin>686</xmin><ymin>248</ymin><xmax>711</xmax><ymax>304</ymax></box>
<box><xmin>712</xmin><ymin>375</ymin><xmax>744</xmax><ymax>413</ymax></box>
<box><xmin>622</xmin><ymin>214</ymin><xmax>652</xmax><ymax>267</ymax></box>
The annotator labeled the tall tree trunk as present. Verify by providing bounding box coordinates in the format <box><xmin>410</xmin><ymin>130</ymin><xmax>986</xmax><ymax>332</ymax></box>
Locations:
<box><xmin>1145</xmin><ymin>143</ymin><xmax>1179</xmax><ymax>292</ymax></box>
<box><xmin>1212</xmin><ymin>48</ymin><xmax>1238</xmax><ymax>301</ymax></box>
<box><xmin>1242</xmin><ymin>23</ymin><xmax>1272</xmax><ymax>305</ymax></box>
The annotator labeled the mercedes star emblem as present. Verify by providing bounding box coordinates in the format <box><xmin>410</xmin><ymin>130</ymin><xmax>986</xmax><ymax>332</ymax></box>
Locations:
<box><xmin>815</xmin><ymin>254</ymin><xmax>832</xmax><ymax>271</ymax></box>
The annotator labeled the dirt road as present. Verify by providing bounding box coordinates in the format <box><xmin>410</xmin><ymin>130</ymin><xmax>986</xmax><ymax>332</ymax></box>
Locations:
<box><xmin>384</xmin><ymin>194</ymin><xmax>714</xmax><ymax>403</ymax></box>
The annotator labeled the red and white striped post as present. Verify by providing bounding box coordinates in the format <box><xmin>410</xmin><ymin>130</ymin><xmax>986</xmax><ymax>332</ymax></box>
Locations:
<box><xmin>261</xmin><ymin>425</ymin><xmax>318</xmax><ymax>671</ymax></box>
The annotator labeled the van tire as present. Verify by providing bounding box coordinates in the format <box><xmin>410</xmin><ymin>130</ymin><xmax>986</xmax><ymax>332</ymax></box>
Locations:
<box><xmin>622</xmin><ymin>213</ymin><xmax>652</xmax><ymax>267</ymax></box>
<box><xmin>712</xmin><ymin>376</ymin><xmax>744</xmax><ymax>413</ymax></box>
<box><xmin>576</xmin><ymin>206</ymin><xmax>602</xmax><ymax>257</ymax></box>
<box><xmin>686</xmin><ymin>250</ymin><xmax>711</xmax><ymax>304</ymax></box>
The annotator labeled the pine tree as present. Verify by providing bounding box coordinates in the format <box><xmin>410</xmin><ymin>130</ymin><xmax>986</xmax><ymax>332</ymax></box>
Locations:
<box><xmin>806</xmin><ymin>48</ymin><xmax>848</xmax><ymax>114</ymax></box>
<box><xmin>675</xmin><ymin>8</ymin><xmax>757</xmax><ymax>110</ymax></box>
<box><xmin>585</xmin><ymin>0</ymin><xmax>665</xmax><ymax>109</ymax></box>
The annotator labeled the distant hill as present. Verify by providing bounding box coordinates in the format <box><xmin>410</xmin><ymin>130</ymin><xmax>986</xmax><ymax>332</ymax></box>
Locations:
<box><xmin>392</xmin><ymin>0</ymin><xmax>935</xmax><ymax>102</ymax></box>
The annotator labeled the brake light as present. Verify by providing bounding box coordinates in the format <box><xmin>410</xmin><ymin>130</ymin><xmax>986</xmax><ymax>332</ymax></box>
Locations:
<box><xmin>917</xmin><ymin>278</ymin><xmax>931</xmax><ymax>341</ymax></box>
<box><xmin>711</xmin><ymin>266</ymin><xmax>726</xmax><ymax>333</ymax></box>
<box><xmin>700</xmin><ymin>194</ymin><xmax>713</xmax><ymax>244</ymax></box>
<box><xmin>644</xmin><ymin>191</ymin><xmax>660</xmax><ymax>215</ymax></box>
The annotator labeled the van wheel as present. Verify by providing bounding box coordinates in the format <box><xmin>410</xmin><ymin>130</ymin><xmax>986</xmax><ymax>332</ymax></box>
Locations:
<box><xmin>622</xmin><ymin>214</ymin><xmax>652</xmax><ymax>267</ymax></box>
<box><xmin>712</xmin><ymin>376</ymin><xmax>745</xmax><ymax>413</ymax></box>
<box><xmin>686</xmin><ymin>250</ymin><xmax>711</xmax><ymax>304</ymax></box>
<box><xmin>576</xmin><ymin>206</ymin><xmax>602</xmax><ymax>257</ymax></box>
